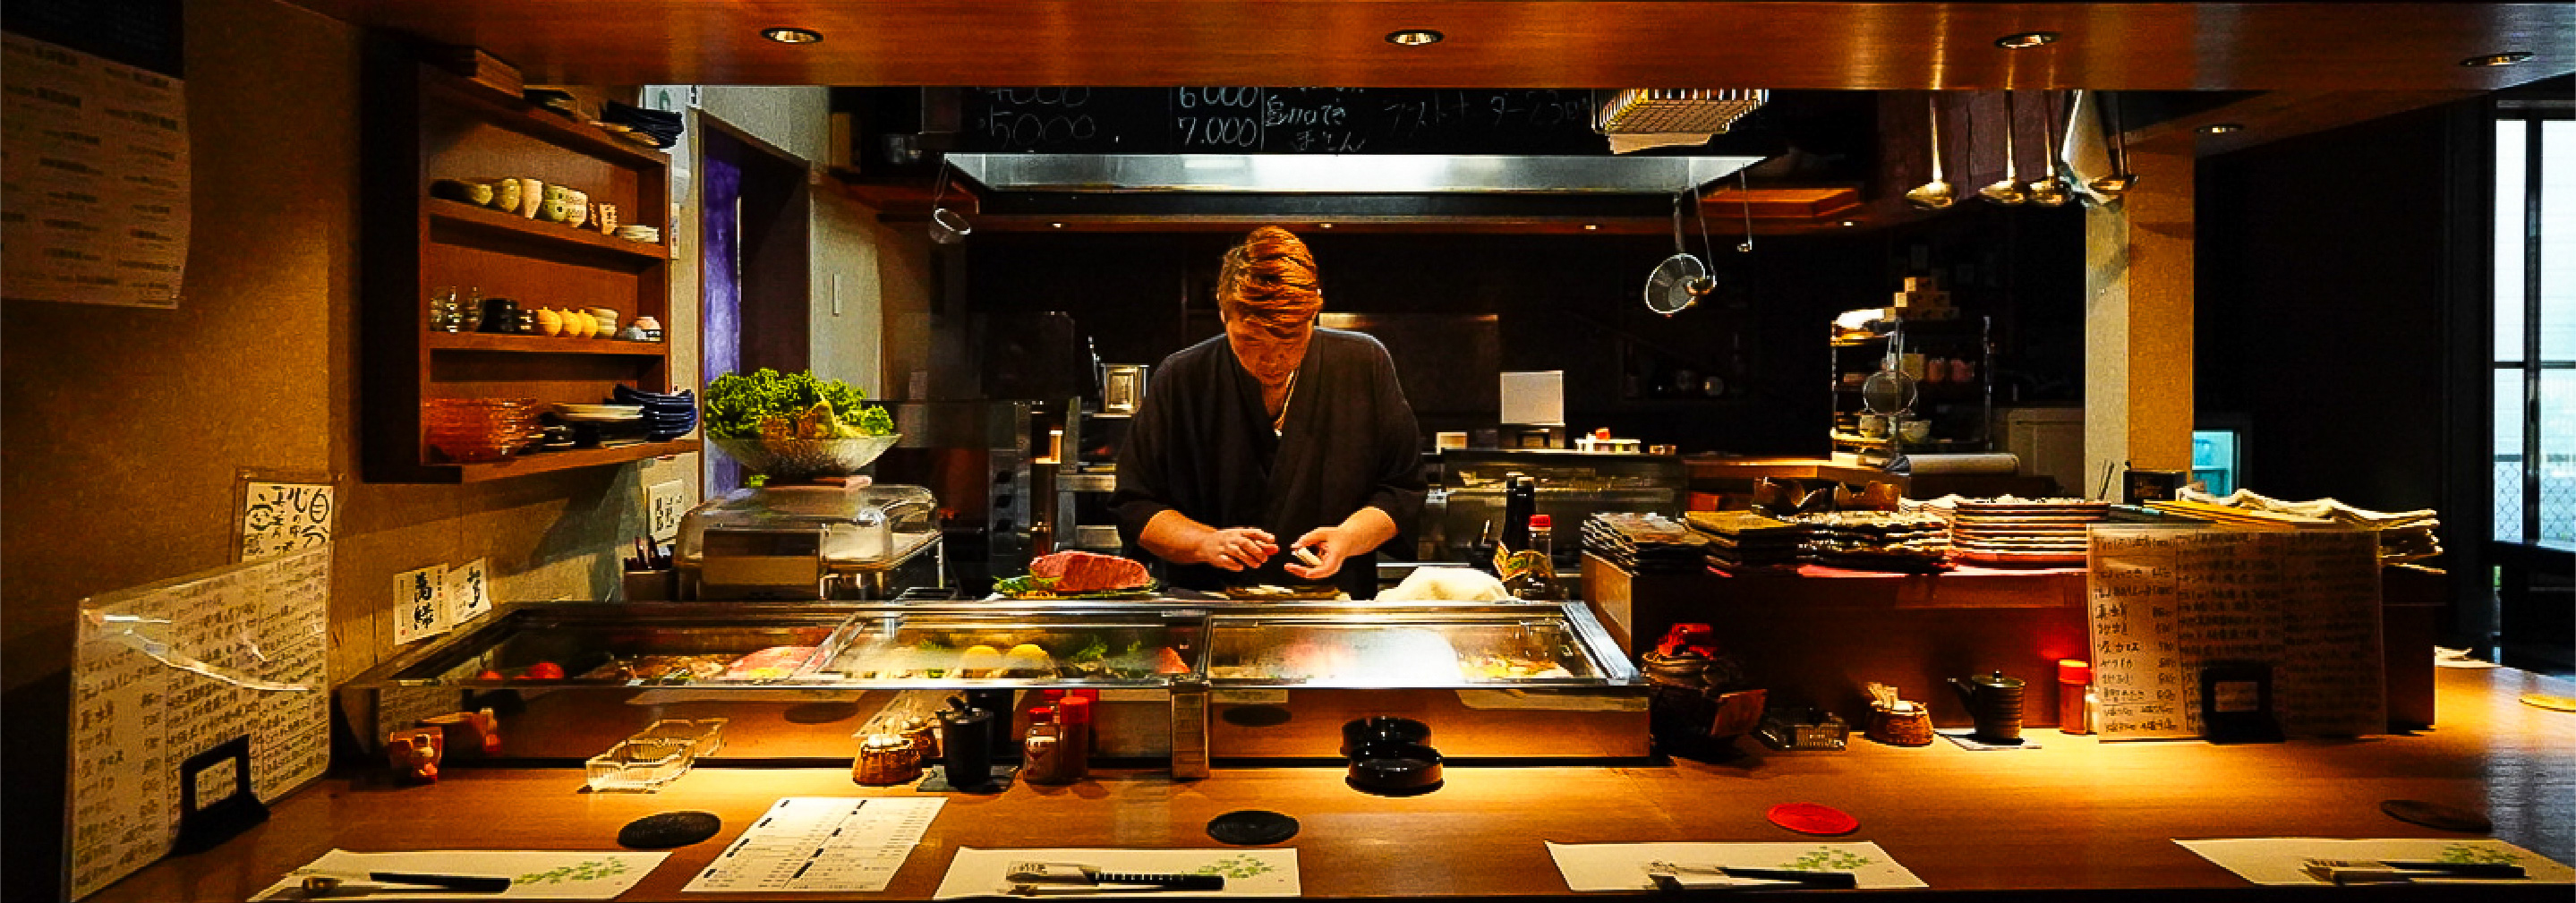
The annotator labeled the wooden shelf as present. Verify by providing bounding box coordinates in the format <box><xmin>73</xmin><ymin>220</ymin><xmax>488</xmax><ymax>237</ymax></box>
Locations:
<box><xmin>428</xmin><ymin>200</ymin><xmax>668</xmax><ymax>261</ymax></box>
<box><xmin>432</xmin><ymin>439</ymin><xmax>701</xmax><ymax>483</ymax></box>
<box><xmin>365</xmin><ymin>52</ymin><xmax>678</xmax><ymax>484</ymax></box>
<box><xmin>427</xmin><ymin>332</ymin><xmax>670</xmax><ymax>355</ymax></box>
<box><xmin>420</xmin><ymin>69</ymin><xmax>670</xmax><ymax>168</ymax></box>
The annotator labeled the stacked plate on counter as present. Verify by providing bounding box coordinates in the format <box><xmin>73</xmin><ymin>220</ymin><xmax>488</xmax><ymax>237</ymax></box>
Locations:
<box><xmin>1582</xmin><ymin>512</ymin><xmax>1710</xmax><ymax>574</ymax></box>
<box><xmin>1787</xmin><ymin>511</ymin><xmax>1952</xmax><ymax>573</ymax></box>
<box><xmin>612</xmin><ymin>385</ymin><xmax>697</xmax><ymax>440</ymax></box>
<box><xmin>1685</xmin><ymin>510</ymin><xmax>1809</xmax><ymax>575</ymax></box>
<box><xmin>1947</xmin><ymin>498</ymin><xmax>2112</xmax><ymax>567</ymax></box>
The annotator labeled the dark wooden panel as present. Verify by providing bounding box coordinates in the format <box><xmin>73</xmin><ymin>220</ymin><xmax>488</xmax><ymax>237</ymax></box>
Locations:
<box><xmin>303</xmin><ymin>3</ymin><xmax>2576</xmax><ymax>90</ymax></box>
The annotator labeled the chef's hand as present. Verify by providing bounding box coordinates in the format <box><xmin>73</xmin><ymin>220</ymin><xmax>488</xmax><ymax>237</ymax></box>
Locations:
<box><xmin>1197</xmin><ymin>527</ymin><xmax>1278</xmax><ymax>572</ymax></box>
<box><xmin>1284</xmin><ymin>527</ymin><xmax>1352</xmax><ymax>580</ymax></box>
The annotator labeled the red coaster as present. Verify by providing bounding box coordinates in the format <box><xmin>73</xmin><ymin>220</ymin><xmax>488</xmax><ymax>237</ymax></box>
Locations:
<box><xmin>1768</xmin><ymin>802</ymin><xmax>1858</xmax><ymax>836</ymax></box>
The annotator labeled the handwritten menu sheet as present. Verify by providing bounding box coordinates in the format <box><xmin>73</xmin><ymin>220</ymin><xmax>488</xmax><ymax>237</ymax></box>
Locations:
<box><xmin>69</xmin><ymin>547</ymin><xmax>332</xmax><ymax>899</ymax></box>
<box><xmin>2086</xmin><ymin>528</ymin><xmax>2384</xmax><ymax>740</ymax></box>
<box><xmin>686</xmin><ymin>797</ymin><xmax>946</xmax><ymax>893</ymax></box>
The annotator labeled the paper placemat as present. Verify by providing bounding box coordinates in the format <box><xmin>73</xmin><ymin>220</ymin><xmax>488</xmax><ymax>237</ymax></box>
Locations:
<box><xmin>1545</xmin><ymin>841</ymin><xmax>1928</xmax><ymax>890</ymax></box>
<box><xmin>2177</xmin><ymin>838</ymin><xmax>2574</xmax><ymax>885</ymax></box>
<box><xmin>684</xmin><ymin>797</ymin><xmax>946</xmax><ymax>892</ymax></box>
<box><xmin>934</xmin><ymin>848</ymin><xmax>1300</xmax><ymax>899</ymax></box>
<box><xmin>252</xmin><ymin>849</ymin><xmax>669</xmax><ymax>900</ymax></box>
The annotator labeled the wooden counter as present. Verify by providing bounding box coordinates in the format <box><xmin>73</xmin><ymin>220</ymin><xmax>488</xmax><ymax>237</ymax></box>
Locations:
<box><xmin>88</xmin><ymin>668</ymin><xmax>2574</xmax><ymax>901</ymax></box>
<box><xmin>1580</xmin><ymin>555</ymin><xmax>2444</xmax><ymax>731</ymax></box>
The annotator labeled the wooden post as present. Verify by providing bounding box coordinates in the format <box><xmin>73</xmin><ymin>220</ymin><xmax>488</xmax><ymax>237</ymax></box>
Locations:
<box><xmin>2085</xmin><ymin>142</ymin><xmax>2196</xmax><ymax>494</ymax></box>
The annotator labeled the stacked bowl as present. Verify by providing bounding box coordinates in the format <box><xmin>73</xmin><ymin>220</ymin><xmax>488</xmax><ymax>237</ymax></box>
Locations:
<box><xmin>612</xmin><ymin>385</ymin><xmax>698</xmax><ymax>440</ymax></box>
<box><xmin>423</xmin><ymin>397</ymin><xmax>542</xmax><ymax>462</ymax></box>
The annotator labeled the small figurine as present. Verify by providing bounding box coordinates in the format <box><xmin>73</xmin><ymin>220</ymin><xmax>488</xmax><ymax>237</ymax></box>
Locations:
<box><xmin>386</xmin><ymin>728</ymin><xmax>445</xmax><ymax>784</ymax></box>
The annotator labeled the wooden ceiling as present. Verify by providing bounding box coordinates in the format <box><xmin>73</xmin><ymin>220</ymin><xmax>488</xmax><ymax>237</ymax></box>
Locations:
<box><xmin>294</xmin><ymin>2</ymin><xmax>2572</xmax><ymax>91</ymax></box>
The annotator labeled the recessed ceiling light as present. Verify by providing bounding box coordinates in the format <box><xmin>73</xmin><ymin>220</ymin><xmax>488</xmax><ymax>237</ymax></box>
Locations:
<box><xmin>1386</xmin><ymin>29</ymin><xmax>1444</xmax><ymax>47</ymax></box>
<box><xmin>1050</xmin><ymin>222</ymin><xmax>1063</xmax><ymax>229</ymax></box>
<box><xmin>1994</xmin><ymin>31</ymin><xmax>2059</xmax><ymax>49</ymax></box>
<box><xmin>1584</xmin><ymin>224</ymin><xmax>1599</xmax><ymax>231</ymax></box>
<box><xmin>761</xmin><ymin>27</ymin><xmax>822</xmax><ymax>44</ymax></box>
<box><xmin>2200</xmin><ymin>123</ymin><xmax>2245</xmax><ymax>134</ymax></box>
<box><xmin>1318</xmin><ymin>223</ymin><xmax>1334</xmax><ymax>229</ymax></box>
<box><xmin>2461</xmin><ymin>51</ymin><xmax>2534</xmax><ymax>67</ymax></box>
<box><xmin>1840</xmin><ymin>220</ymin><xmax>1860</xmax><ymax>227</ymax></box>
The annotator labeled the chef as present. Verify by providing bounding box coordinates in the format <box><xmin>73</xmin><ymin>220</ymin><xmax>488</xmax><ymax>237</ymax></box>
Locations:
<box><xmin>1113</xmin><ymin>226</ymin><xmax>1425</xmax><ymax>599</ymax></box>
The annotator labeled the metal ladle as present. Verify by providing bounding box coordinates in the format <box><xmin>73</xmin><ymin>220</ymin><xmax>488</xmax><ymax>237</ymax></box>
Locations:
<box><xmin>2027</xmin><ymin>91</ymin><xmax>2071</xmax><ymax>207</ymax></box>
<box><xmin>1980</xmin><ymin>91</ymin><xmax>2029</xmax><ymax>206</ymax></box>
<box><xmin>1904</xmin><ymin>93</ymin><xmax>1956</xmax><ymax>210</ymax></box>
<box><xmin>2091</xmin><ymin>91</ymin><xmax>2139</xmax><ymax>199</ymax></box>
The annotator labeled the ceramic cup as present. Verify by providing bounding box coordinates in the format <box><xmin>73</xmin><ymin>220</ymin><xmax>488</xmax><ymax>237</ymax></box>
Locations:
<box><xmin>1898</xmin><ymin>419</ymin><xmax>1932</xmax><ymax>442</ymax></box>
<box><xmin>1858</xmin><ymin>414</ymin><xmax>1889</xmax><ymax>438</ymax></box>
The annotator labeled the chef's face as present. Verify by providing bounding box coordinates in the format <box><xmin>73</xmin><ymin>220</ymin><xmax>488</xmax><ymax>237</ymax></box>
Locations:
<box><xmin>1224</xmin><ymin>313</ymin><xmax>1312</xmax><ymax>388</ymax></box>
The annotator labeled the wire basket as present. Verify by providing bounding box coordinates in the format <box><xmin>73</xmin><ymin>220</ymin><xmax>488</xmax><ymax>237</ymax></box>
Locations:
<box><xmin>710</xmin><ymin>435</ymin><xmax>900</xmax><ymax>480</ymax></box>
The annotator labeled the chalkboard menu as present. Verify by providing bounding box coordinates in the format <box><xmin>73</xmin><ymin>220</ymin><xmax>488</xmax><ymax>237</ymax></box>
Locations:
<box><xmin>2085</xmin><ymin>528</ymin><xmax>2385</xmax><ymax>740</ymax></box>
<box><xmin>961</xmin><ymin>87</ymin><xmax>1612</xmax><ymax>156</ymax></box>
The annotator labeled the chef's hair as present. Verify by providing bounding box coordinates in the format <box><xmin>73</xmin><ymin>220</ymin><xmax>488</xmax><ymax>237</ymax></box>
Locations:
<box><xmin>1217</xmin><ymin>226</ymin><xmax>1322</xmax><ymax>338</ymax></box>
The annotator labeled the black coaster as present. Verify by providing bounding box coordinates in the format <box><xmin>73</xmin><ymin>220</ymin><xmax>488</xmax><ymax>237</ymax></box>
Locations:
<box><xmin>618</xmin><ymin>811</ymin><xmax>723</xmax><ymax>848</ymax></box>
<box><xmin>918</xmin><ymin>763</ymin><xmax>1019</xmax><ymax>793</ymax></box>
<box><xmin>1207</xmin><ymin>810</ymin><xmax>1300</xmax><ymax>846</ymax></box>
<box><xmin>2380</xmin><ymin>799</ymin><xmax>2493</xmax><ymax>833</ymax></box>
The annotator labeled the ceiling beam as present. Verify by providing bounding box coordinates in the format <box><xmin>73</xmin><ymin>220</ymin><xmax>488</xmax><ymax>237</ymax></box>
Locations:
<box><xmin>2123</xmin><ymin>89</ymin><xmax>2486</xmax><ymax>156</ymax></box>
<box><xmin>301</xmin><ymin>2</ymin><xmax>2572</xmax><ymax>91</ymax></box>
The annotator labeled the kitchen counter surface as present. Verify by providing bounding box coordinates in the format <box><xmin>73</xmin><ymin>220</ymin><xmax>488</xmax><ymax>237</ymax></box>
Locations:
<box><xmin>87</xmin><ymin>667</ymin><xmax>2574</xmax><ymax>901</ymax></box>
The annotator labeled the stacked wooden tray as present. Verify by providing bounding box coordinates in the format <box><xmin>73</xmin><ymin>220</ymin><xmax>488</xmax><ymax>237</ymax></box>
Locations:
<box><xmin>1948</xmin><ymin>498</ymin><xmax>2112</xmax><ymax>567</ymax></box>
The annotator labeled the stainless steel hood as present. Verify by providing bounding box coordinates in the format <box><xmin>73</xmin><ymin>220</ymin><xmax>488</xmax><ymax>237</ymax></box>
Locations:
<box><xmin>943</xmin><ymin>153</ymin><xmax>1766</xmax><ymax>195</ymax></box>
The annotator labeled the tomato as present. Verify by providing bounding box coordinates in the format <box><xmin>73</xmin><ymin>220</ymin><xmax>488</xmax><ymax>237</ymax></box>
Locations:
<box><xmin>525</xmin><ymin>661</ymin><xmax>566</xmax><ymax>679</ymax></box>
<box><xmin>474</xmin><ymin>669</ymin><xmax>504</xmax><ymax>681</ymax></box>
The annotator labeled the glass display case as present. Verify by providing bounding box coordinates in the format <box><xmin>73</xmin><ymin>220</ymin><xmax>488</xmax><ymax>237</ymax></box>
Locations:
<box><xmin>337</xmin><ymin>601</ymin><xmax>1648</xmax><ymax>770</ymax></box>
<box><xmin>1201</xmin><ymin>602</ymin><xmax>1649</xmax><ymax>760</ymax></box>
<box><xmin>675</xmin><ymin>482</ymin><xmax>943</xmax><ymax>599</ymax></box>
<box><xmin>337</xmin><ymin>602</ymin><xmax>1207</xmax><ymax>762</ymax></box>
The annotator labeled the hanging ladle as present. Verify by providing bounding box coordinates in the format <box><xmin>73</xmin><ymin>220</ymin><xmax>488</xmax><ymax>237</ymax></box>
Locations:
<box><xmin>1980</xmin><ymin>91</ymin><xmax>2029</xmax><ymax>206</ymax></box>
<box><xmin>1905</xmin><ymin>93</ymin><xmax>1956</xmax><ymax>210</ymax></box>
<box><xmin>2090</xmin><ymin>91</ymin><xmax>2138</xmax><ymax>199</ymax></box>
<box><xmin>2027</xmin><ymin>91</ymin><xmax>2070</xmax><ymax>207</ymax></box>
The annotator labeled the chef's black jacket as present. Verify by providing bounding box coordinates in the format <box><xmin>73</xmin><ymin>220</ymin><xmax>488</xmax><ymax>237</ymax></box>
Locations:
<box><xmin>1113</xmin><ymin>328</ymin><xmax>1425</xmax><ymax>599</ymax></box>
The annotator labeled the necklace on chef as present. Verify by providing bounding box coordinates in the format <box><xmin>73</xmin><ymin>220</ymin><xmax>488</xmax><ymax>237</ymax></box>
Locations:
<box><xmin>1271</xmin><ymin>371</ymin><xmax>1297</xmax><ymax>433</ymax></box>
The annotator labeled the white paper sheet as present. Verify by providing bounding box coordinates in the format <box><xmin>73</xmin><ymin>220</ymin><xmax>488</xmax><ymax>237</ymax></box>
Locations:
<box><xmin>240</xmin><ymin>481</ymin><xmax>336</xmax><ymax>561</ymax></box>
<box><xmin>684</xmin><ymin>797</ymin><xmax>946</xmax><ymax>892</ymax></box>
<box><xmin>934</xmin><ymin>848</ymin><xmax>1301</xmax><ymax>899</ymax></box>
<box><xmin>2175</xmin><ymin>838</ymin><xmax>2575</xmax><ymax>886</ymax></box>
<box><xmin>393</xmin><ymin>565</ymin><xmax>448</xmax><ymax>645</ymax></box>
<box><xmin>1545</xmin><ymin>841</ymin><xmax>1928</xmax><ymax>891</ymax></box>
<box><xmin>251</xmin><ymin>849</ymin><xmax>670</xmax><ymax>900</ymax></box>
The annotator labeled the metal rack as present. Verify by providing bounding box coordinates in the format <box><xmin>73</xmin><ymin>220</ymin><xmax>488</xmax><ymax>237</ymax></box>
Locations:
<box><xmin>1828</xmin><ymin>315</ymin><xmax>1993</xmax><ymax>466</ymax></box>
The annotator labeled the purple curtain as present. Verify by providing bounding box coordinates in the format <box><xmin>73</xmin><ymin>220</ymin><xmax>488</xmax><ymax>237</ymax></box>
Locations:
<box><xmin>703</xmin><ymin>152</ymin><xmax>743</xmax><ymax>490</ymax></box>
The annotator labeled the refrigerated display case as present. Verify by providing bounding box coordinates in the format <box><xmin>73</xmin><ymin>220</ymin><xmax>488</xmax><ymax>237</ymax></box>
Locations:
<box><xmin>1201</xmin><ymin>601</ymin><xmax>1649</xmax><ymax>760</ymax></box>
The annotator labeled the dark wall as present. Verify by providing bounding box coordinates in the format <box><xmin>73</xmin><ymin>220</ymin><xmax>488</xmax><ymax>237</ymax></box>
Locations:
<box><xmin>961</xmin><ymin>205</ymin><xmax>2084</xmax><ymax>456</ymax></box>
<box><xmin>2196</xmin><ymin>106</ymin><xmax>2459</xmax><ymax>512</ymax></box>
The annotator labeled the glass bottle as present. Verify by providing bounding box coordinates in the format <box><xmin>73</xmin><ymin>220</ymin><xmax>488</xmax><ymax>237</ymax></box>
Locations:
<box><xmin>1506</xmin><ymin>514</ymin><xmax>1564</xmax><ymax>601</ymax></box>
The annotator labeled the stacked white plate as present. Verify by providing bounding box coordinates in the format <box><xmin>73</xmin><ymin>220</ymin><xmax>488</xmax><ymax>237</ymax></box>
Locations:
<box><xmin>552</xmin><ymin>403</ymin><xmax>644</xmax><ymax>422</ymax></box>
<box><xmin>1948</xmin><ymin>498</ymin><xmax>2111</xmax><ymax>567</ymax></box>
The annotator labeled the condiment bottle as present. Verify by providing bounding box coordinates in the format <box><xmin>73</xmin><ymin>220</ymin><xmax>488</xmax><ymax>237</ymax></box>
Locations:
<box><xmin>1506</xmin><ymin>515</ymin><xmax>1565</xmax><ymax>601</ymax></box>
<box><xmin>2057</xmin><ymin>659</ymin><xmax>2094</xmax><ymax>736</ymax></box>
<box><xmin>1022</xmin><ymin>706</ymin><xmax>1068</xmax><ymax>785</ymax></box>
<box><xmin>1057</xmin><ymin>694</ymin><xmax>1093</xmax><ymax>781</ymax></box>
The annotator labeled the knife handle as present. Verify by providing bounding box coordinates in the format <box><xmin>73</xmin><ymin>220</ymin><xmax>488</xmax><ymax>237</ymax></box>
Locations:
<box><xmin>371</xmin><ymin>873</ymin><xmax>513</xmax><ymax>892</ymax></box>
<box><xmin>1096</xmin><ymin>873</ymin><xmax>1224</xmax><ymax>890</ymax></box>
<box><xmin>2381</xmin><ymin>862</ymin><xmax>2528</xmax><ymax>878</ymax></box>
<box><xmin>1720</xmin><ymin>867</ymin><xmax>1860</xmax><ymax>889</ymax></box>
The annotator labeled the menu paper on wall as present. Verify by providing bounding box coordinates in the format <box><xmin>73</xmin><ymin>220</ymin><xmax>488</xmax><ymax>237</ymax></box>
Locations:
<box><xmin>2086</xmin><ymin>528</ymin><xmax>2384</xmax><ymax>740</ymax></box>
<box><xmin>685</xmin><ymin>797</ymin><xmax>946</xmax><ymax>893</ymax></box>
<box><xmin>1</xmin><ymin>31</ymin><xmax>190</xmax><ymax>308</ymax></box>
<box><xmin>238</xmin><ymin>480</ymin><xmax>335</xmax><ymax>561</ymax></box>
<box><xmin>67</xmin><ymin>546</ymin><xmax>332</xmax><ymax>899</ymax></box>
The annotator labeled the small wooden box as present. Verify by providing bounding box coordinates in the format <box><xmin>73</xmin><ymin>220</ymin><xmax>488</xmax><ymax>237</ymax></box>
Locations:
<box><xmin>426</xmin><ymin>46</ymin><xmax>525</xmax><ymax>101</ymax></box>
